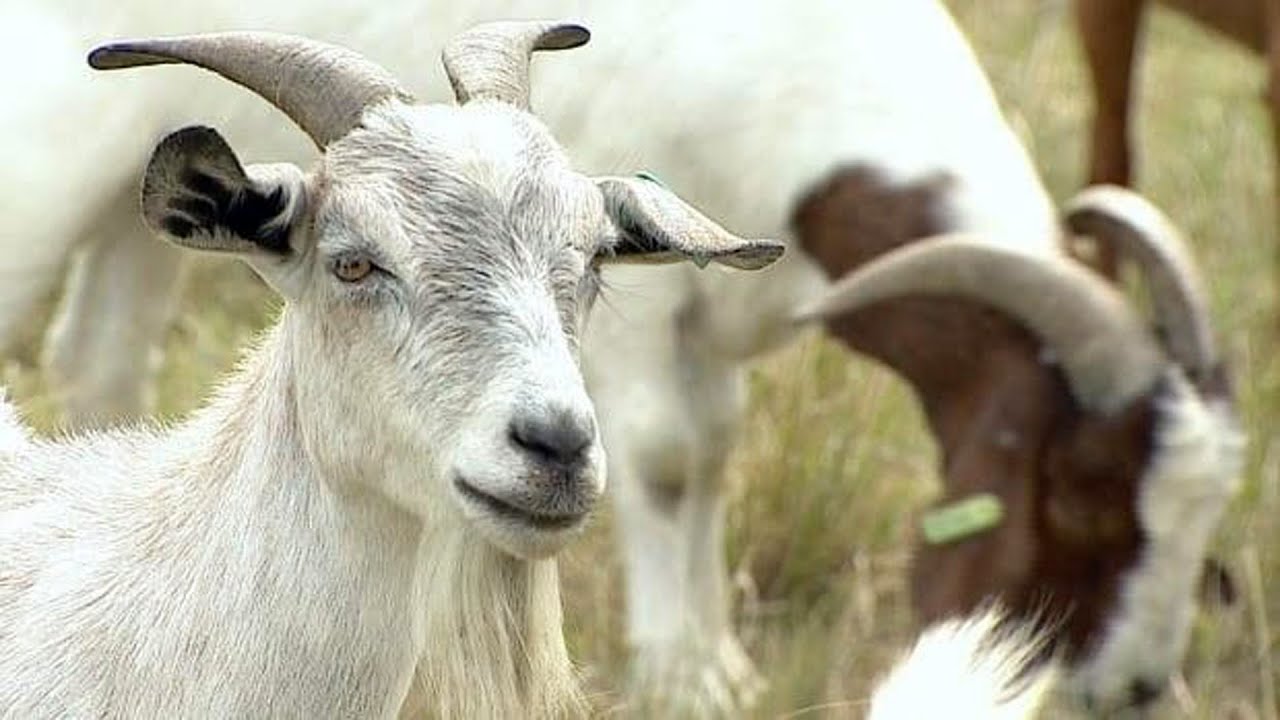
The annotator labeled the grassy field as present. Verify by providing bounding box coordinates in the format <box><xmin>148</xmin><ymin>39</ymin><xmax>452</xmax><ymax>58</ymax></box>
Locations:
<box><xmin>6</xmin><ymin>0</ymin><xmax>1277</xmax><ymax>717</ymax></box>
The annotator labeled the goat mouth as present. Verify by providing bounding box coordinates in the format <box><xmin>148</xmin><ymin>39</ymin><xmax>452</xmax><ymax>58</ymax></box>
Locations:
<box><xmin>454</xmin><ymin>477</ymin><xmax>586</xmax><ymax>532</ymax></box>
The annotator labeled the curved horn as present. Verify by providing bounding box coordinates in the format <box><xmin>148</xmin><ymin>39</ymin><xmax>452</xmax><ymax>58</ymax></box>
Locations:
<box><xmin>1065</xmin><ymin>185</ymin><xmax>1217</xmax><ymax>378</ymax></box>
<box><xmin>442</xmin><ymin>21</ymin><xmax>589</xmax><ymax>109</ymax></box>
<box><xmin>89</xmin><ymin>32</ymin><xmax>412</xmax><ymax>148</ymax></box>
<box><xmin>797</xmin><ymin>236</ymin><xmax>1165</xmax><ymax>413</ymax></box>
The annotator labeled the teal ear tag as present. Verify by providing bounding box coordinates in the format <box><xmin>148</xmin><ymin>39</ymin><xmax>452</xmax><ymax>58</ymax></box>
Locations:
<box><xmin>921</xmin><ymin>493</ymin><xmax>1004</xmax><ymax>545</ymax></box>
<box><xmin>634</xmin><ymin>170</ymin><xmax>667</xmax><ymax>188</ymax></box>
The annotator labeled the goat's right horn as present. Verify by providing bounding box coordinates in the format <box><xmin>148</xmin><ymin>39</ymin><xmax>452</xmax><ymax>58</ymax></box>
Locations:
<box><xmin>89</xmin><ymin>32</ymin><xmax>412</xmax><ymax>148</ymax></box>
<box><xmin>1065</xmin><ymin>185</ymin><xmax>1218</xmax><ymax>382</ymax></box>
<box><xmin>442</xmin><ymin>20</ymin><xmax>589</xmax><ymax>110</ymax></box>
<box><xmin>796</xmin><ymin>236</ymin><xmax>1165</xmax><ymax>414</ymax></box>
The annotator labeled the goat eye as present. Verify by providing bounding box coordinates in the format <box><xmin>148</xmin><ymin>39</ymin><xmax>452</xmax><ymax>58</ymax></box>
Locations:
<box><xmin>333</xmin><ymin>256</ymin><xmax>373</xmax><ymax>283</ymax></box>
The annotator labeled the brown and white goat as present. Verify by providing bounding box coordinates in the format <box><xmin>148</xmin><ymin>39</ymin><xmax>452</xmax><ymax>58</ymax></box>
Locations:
<box><xmin>1076</xmin><ymin>0</ymin><xmax>1280</xmax><ymax>273</ymax></box>
<box><xmin>798</xmin><ymin>185</ymin><xmax>1244</xmax><ymax>715</ymax></box>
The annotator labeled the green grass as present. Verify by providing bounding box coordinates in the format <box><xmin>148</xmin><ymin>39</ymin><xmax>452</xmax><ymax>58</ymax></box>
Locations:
<box><xmin>8</xmin><ymin>1</ymin><xmax>1278</xmax><ymax>717</ymax></box>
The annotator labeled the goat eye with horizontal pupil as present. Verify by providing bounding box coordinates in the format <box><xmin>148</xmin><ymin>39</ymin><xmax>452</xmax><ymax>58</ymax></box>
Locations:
<box><xmin>333</xmin><ymin>257</ymin><xmax>373</xmax><ymax>282</ymax></box>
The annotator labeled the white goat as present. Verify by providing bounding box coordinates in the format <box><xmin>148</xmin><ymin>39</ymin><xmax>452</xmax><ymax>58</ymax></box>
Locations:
<box><xmin>0</xmin><ymin>24</ymin><xmax>784</xmax><ymax>718</ymax></box>
<box><xmin>0</xmin><ymin>0</ymin><xmax>1237</xmax><ymax>715</ymax></box>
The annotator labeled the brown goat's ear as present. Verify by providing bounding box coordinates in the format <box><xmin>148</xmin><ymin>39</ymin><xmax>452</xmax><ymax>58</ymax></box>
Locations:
<box><xmin>595</xmin><ymin>175</ymin><xmax>785</xmax><ymax>270</ymax></box>
<box><xmin>142</xmin><ymin>126</ymin><xmax>305</xmax><ymax>256</ymax></box>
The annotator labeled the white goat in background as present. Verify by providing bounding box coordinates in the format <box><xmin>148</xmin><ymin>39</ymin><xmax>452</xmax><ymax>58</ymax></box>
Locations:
<box><xmin>0</xmin><ymin>23</ymin><xmax>784</xmax><ymax>718</ymax></box>
<box><xmin>0</xmin><ymin>0</ymin><xmax>1234</xmax><ymax>715</ymax></box>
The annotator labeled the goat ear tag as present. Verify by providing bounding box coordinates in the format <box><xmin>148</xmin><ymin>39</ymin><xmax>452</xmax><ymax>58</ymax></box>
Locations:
<box><xmin>921</xmin><ymin>493</ymin><xmax>1004</xmax><ymax>545</ymax></box>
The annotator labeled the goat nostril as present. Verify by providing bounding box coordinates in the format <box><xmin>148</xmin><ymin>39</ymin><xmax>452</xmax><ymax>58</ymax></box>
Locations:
<box><xmin>508</xmin><ymin>410</ymin><xmax>593</xmax><ymax>467</ymax></box>
<box><xmin>1129</xmin><ymin>678</ymin><xmax>1163</xmax><ymax>707</ymax></box>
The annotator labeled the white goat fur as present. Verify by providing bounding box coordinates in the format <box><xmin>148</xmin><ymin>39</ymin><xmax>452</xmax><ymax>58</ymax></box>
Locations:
<box><xmin>0</xmin><ymin>0</ymin><xmax>1232</xmax><ymax>713</ymax></box>
<box><xmin>1</xmin><ymin>349</ymin><xmax>575</xmax><ymax>718</ymax></box>
<box><xmin>869</xmin><ymin>608</ymin><xmax>1058</xmax><ymax>720</ymax></box>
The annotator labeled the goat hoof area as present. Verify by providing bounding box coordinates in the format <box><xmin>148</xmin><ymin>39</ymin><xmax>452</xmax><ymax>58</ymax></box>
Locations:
<box><xmin>624</xmin><ymin>634</ymin><xmax>765</xmax><ymax>717</ymax></box>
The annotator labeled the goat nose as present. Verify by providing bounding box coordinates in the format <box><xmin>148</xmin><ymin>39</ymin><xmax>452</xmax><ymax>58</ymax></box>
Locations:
<box><xmin>509</xmin><ymin>407</ymin><xmax>594</xmax><ymax>467</ymax></box>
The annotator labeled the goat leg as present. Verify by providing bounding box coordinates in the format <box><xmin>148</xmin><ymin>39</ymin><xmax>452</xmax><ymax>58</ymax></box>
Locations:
<box><xmin>1266</xmin><ymin>0</ymin><xmax>1280</xmax><ymax>323</ymax></box>
<box><xmin>1076</xmin><ymin>0</ymin><xmax>1146</xmax><ymax>278</ymax></box>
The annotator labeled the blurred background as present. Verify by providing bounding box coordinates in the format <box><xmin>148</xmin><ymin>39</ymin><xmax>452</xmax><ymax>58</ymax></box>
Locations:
<box><xmin>3</xmin><ymin>0</ymin><xmax>1277</xmax><ymax>716</ymax></box>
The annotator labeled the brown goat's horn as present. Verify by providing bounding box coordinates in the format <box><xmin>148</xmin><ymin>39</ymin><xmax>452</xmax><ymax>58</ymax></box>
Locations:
<box><xmin>442</xmin><ymin>20</ymin><xmax>589</xmax><ymax>110</ymax></box>
<box><xmin>89</xmin><ymin>32</ymin><xmax>412</xmax><ymax>148</ymax></box>
<box><xmin>1065</xmin><ymin>185</ymin><xmax>1217</xmax><ymax>380</ymax></box>
<box><xmin>797</xmin><ymin>236</ymin><xmax>1165</xmax><ymax>413</ymax></box>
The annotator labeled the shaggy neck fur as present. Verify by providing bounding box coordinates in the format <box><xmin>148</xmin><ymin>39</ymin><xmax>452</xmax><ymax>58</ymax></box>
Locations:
<box><xmin>203</xmin><ymin>317</ymin><xmax>582</xmax><ymax>717</ymax></box>
<box><xmin>404</xmin><ymin>528</ymin><xmax>580</xmax><ymax>718</ymax></box>
<box><xmin>0</xmin><ymin>314</ymin><xmax>581</xmax><ymax>718</ymax></box>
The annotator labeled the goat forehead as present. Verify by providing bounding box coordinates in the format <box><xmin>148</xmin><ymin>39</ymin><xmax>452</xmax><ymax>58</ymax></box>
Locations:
<box><xmin>323</xmin><ymin>102</ymin><xmax>601</xmax><ymax>263</ymax></box>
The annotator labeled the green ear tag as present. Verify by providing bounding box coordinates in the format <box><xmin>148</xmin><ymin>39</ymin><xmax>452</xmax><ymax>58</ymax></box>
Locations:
<box><xmin>634</xmin><ymin>170</ymin><xmax>667</xmax><ymax>188</ymax></box>
<box><xmin>921</xmin><ymin>493</ymin><xmax>1004</xmax><ymax>545</ymax></box>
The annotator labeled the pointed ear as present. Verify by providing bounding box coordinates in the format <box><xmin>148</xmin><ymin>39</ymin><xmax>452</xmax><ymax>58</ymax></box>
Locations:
<box><xmin>141</xmin><ymin>126</ymin><xmax>306</xmax><ymax>256</ymax></box>
<box><xmin>595</xmin><ymin>175</ymin><xmax>784</xmax><ymax>270</ymax></box>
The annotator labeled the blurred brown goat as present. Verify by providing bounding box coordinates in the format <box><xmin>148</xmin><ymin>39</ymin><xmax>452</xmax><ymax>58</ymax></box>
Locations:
<box><xmin>798</xmin><ymin>185</ymin><xmax>1244</xmax><ymax>714</ymax></box>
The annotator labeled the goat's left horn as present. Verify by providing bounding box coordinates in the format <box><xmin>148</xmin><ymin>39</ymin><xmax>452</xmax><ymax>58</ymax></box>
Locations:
<box><xmin>1065</xmin><ymin>185</ymin><xmax>1218</xmax><ymax>382</ymax></box>
<box><xmin>796</xmin><ymin>236</ymin><xmax>1165</xmax><ymax>414</ymax></box>
<box><xmin>89</xmin><ymin>32</ymin><xmax>412</xmax><ymax>148</ymax></box>
<box><xmin>442</xmin><ymin>20</ymin><xmax>589</xmax><ymax>110</ymax></box>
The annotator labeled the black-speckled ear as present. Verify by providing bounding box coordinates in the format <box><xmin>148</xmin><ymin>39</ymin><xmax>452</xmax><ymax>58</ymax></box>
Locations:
<box><xmin>595</xmin><ymin>175</ymin><xmax>785</xmax><ymax>271</ymax></box>
<box><xmin>141</xmin><ymin>125</ymin><xmax>304</xmax><ymax>255</ymax></box>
